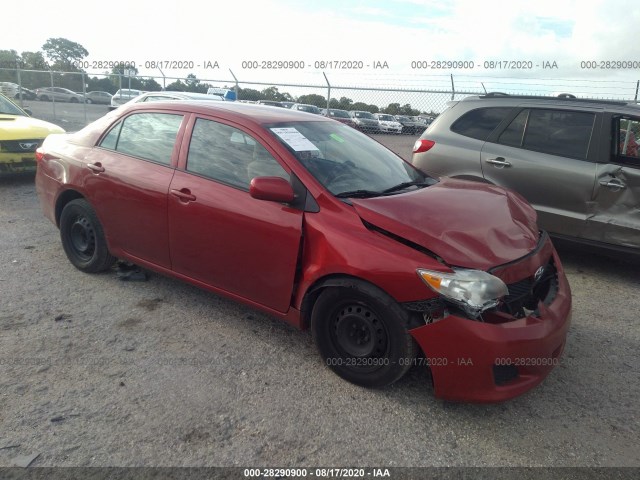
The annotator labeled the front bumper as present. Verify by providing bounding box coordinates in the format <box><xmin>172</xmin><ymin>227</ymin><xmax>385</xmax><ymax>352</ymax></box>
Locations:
<box><xmin>409</xmin><ymin>241</ymin><xmax>572</xmax><ymax>403</ymax></box>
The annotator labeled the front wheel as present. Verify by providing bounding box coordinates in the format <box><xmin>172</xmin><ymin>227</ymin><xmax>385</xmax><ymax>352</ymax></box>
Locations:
<box><xmin>311</xmin><ymin>282</ymin><xmax>417</xmax><ymax>387</ymax></box>
<box><xmin>59</xmin><ymin>199</ymin><xmax>116</xmax><ymax>273</ymax></box>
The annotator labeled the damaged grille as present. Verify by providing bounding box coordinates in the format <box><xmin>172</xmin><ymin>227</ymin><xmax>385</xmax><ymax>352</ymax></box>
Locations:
<box><xmin>403</xmin><ymin>297</ymin><xmax>446</xmax><ymax>324</ymax></box>
<box><xmin>499</xmin><ymin>260</ymin><xmax>559</xmax><ymax>318</ymax></box>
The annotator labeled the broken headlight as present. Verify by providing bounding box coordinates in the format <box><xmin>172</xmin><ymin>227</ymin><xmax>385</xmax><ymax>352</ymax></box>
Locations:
<box><xmin>416</xmin><ymin>268</ymin><xmax>508</xmax><ymax>319</ymax></box>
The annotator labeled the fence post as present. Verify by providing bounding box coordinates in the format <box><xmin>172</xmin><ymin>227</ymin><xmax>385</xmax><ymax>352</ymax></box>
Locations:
<box><xmin>229</xmin><ymin>69</ymin><xmax>239</xmax><ymax>100</ymax></box>
<box><xmin>82</xmin><ymin>72</ymin><xmax>87</xmax><ymax>126</ymax></box>
<box><xmin>323</xmin><ymin>72</ymin><xmax>331</xmax><ymax>112</ymax></box>
<box><xmin>450</xmin><ymin>74</ymin><xmax>455</xmax><ymax>100</ymax></box>
<box><xmin>16</xmin><ymin>62</ymin><xmax>23</xmax><ymax>106</ymax></box>
<box><xmin>635</xmin><ymin>80</ymin><xmax>639</xmax><ymax>102</ymax></box>
<box><xmin>49</xmin><ymin>70</ymin><xmax>56</xmax><ymax>119</ymax></box>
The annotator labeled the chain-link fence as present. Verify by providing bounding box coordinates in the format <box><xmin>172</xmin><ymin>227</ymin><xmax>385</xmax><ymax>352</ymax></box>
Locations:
<box><xmin>1</xmin><ymin>67</ymin><xmax>639</xmax><ymax>132</ymax></box>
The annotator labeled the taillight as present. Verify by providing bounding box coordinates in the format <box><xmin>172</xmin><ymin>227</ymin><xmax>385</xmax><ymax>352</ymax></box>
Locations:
<box><xmin>35</xmin><ymin>148</ymin><xmax>57</xmax><ymax>162</ymax></box>
<box><xmin>413</xmin><ymin>139</ymin><xmax>435</xmax><ymax>153</ymax></box>
<box><xmin>35</xmin><ymin>147</ymin><xmax>45</xmax><ymax>162</ymax></box>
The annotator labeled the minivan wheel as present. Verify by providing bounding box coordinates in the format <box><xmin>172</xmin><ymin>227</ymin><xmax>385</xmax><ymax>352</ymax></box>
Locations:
<box><xmin>60</xmin><ymin>199</ymin><xmax>116</xmax><ymax>273</ymax></box>
<box><xmin>311</xmin><ymin>282</ymin><xmax>417</xmax><ymax>387</ymax></box>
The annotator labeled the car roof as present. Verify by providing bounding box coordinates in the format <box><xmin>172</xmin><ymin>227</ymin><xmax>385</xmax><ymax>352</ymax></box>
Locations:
<box><xmin>124</xmin><ymin>100</ymin><xmax>335</xmax><ymax>124</ymax></box>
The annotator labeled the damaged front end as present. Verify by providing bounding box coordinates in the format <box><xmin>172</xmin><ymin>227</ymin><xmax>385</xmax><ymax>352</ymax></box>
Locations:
<box><xmin>406</xmin><ymin>232</ymin><xmax>572</xmax><ymax>403</ymax></box>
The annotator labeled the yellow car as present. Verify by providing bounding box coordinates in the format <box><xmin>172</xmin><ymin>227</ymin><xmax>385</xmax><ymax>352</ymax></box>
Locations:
<box><xmin>0</xmin><ymin>93</ymin><xmax>65</xmax><ymax>175</ymax></box>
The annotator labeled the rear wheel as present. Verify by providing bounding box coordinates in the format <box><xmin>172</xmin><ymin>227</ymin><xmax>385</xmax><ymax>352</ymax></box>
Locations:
<box><xmin>311</xmin><ymin>281</ymin><xmax>417</xmax><ymax>387</ymax></box>
<box><xmin>39</xmin><ymin>95</ymin><xmax>49</xmax><ymax>101</ymax></box>
<box><xmin>60</xmin><ymin>199</ymin><xmax>116</xmax><ymax>273</ymax></box>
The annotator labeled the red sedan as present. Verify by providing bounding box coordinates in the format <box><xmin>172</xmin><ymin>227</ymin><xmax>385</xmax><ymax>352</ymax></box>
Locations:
<box><xmin>35</xmin><ymin>101</ymin><xmax>571</xmax><ymax>402</ymax></box>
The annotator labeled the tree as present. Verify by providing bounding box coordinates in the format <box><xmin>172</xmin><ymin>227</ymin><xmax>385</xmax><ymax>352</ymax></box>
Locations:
<box><xmin>296</xmin><ymin>93</ymin><xmax>326</xmax><ymax>107</ymax></box>
<box><xmin>42</xmin><ymin>38</ymin><xmax>89</xmax><ymax>71</ymax></box>
<box><xmin>21</xmin><ymin>51</ymin><xmax>48</xmax><ymax>70</ymax></box>
<box><xmin>166</xmin><ymin>80</ymin><xmax>187</xmax><ymax>91</ymax></box>
<box><xmin>140</xmin><ymin>78</ymin><xmax>162</xmax><ymax>92</ymax></box>
<box><xmin>352</xmin><ymin>102</ymin><xmax>378</xmax><ymax>113</ymax></box>
<box><xmin>261</xmin><ymin>86</ymin><xmax>289</xmax><ymax>101</ymax></box>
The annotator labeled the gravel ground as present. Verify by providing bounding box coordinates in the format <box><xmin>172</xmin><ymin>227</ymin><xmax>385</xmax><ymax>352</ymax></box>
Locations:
<box><xmin>0</xmin><ymin>136</ymin><xmax>639</xmax><ymax>469</ymax></box>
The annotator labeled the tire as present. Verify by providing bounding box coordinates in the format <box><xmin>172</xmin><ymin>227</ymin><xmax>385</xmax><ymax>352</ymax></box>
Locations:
<box><xmin>40</xmin><ymin>95</ymin><xmax>49</xmax><ymax>101</ymax></box>
<box><xmin>311</xmin><ymin>281</ymin><xmax>417</xmax><ymax>387</ymax></box>
<box><xmin>86</xmin><ymin>98</ymin><xmax>93</xmax><ymax>104</ymax></box>
<box><xmin>59</xmin><ymin>199</ymin><xmax>116</xmax><ymax>273</ymax></box>
<box><xmin>70</xmin><ymin>97</ymin><xmax>78</xmax><ymax>103</ymax></box>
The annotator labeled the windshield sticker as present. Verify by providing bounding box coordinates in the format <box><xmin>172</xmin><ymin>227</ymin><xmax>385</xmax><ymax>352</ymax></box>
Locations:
<box><xmin>329</xmin><ymin>133</ymin><xmax>345</xmax><ymax>143</ymax></box>
<box><xmin>270</xmin><ymin>127</ymin><xmax>319</xmax><ymax>151</ymax></box>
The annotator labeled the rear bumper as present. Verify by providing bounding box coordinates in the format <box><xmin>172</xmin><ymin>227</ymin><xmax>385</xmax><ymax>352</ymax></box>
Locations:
<box><xmin>409</xmin><ymin>247</ymin><xmax>572</xmax><ymax>403</ymax></box>
<box><xmin>0</xmin><ymin>153</ymin><xmax>37</xmax><ymax>174</ymax></box>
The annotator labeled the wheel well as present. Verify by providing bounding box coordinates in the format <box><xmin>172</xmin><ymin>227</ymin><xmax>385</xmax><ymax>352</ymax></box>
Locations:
<box><xmin>300</xmin><ymin>275</ymin><xmax>397</xmax><ymax>330</ymax></box>
<box><xmin>55</xmin><ymin>190</ymin><xmax>85</xmax><ymax>226</ymax></box>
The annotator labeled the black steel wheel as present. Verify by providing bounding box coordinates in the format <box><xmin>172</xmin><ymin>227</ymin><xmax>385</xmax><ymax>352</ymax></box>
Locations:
<box><xmin>59</xmin><ymin>199</ymin><xmax>116</xmax><ymax>273</ymax></box>
<box><xmin>312</xmin><ymin>281</ymin><xmax>417</xmax><ymax>387</ymax></box>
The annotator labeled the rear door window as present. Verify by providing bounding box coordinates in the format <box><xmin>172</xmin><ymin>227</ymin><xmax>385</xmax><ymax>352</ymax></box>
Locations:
<box><xmin>450</xmin><ymin>107</ymin><xmax>512</xmax><ymax>140</ymax></box>
<box><xmin>497</xmin><ymin>108</ymin><xmax>595</xmax><ymax>160</ymax></box>
<box><xmin>99</xmin><ymin>112</ymin><xmax>183</xmax><ymax>165</ymax></box>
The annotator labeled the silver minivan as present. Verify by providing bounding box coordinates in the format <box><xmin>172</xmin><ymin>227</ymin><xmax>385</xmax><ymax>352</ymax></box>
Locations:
<box><xmin>412</xmin><ymin>93</ymin><xmax>640</xmax><ymax>252</ymax></box>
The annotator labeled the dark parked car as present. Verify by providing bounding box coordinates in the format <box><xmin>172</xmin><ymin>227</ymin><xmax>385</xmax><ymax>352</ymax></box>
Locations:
<box><xmin>395</xmin><ymin>115</ymin><xmax>427</xmax><ymax>135</ymax></box>
<box><xmin>36</xmin><ymin>100</ymin><xmax>571</xmax><ymax>402</ymax></box>
<box><xmin>322</xmin><ymin>108</ymin><xmax>357</xmax><ymax>128</ymax></box>
<box><xmin>257</xmin><ymin>100</ymin><xmax>286</xmax><ymax>107</ymax></box>
<box><xmin>290</xmin><ymin>103</ymin><xmax>321</xmax><ymax>114</ymax></box>
<box><xmin>349</xmin><ymin>110</ymin><xmax>381</xmax><ymax>133</ymax></box>
<box><xmin>412</xmin><ymin>93</ymin><xmax>640</xmax><ymax>253</ymax></box>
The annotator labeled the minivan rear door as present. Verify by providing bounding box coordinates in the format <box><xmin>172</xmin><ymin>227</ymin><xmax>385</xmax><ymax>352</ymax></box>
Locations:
<box><xmin>480</xmin><ymin>106</ymin><xmax>601</xmax><ymax>238</ymax></box>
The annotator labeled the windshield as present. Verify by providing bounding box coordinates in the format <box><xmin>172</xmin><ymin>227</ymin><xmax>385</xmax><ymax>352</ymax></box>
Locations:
<box><xmin>354</xmin><ymin>111</ymin><xmax>375</xmax><ymax>119</ymax></box>
<box><xmin>378</xmin><ymin>115</ymin><xmax>394</xmax><ymax>121</ymax></box>
<box><xmin>299</xmin><ymin>105</ymin><xmax>318</xmax><ymax>113</ymax></box>
<box><xmin>330</xmin><ymin>110</ymin><xmax>350</xmax><ymax>118</ymax></box>
<box><xmin>268</xmin><ymin>121</ymin><xmax>431</xmax><ymax>197</ymax></box>
<box><xmin>0</xmin><ymin>95</ymin><xmax>27</xmax><ymax>116</ymax></box>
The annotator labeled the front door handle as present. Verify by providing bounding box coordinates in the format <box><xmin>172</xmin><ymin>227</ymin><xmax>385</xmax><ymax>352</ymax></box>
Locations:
<box><xmin>87</xmin><ymin>162</ymin><xmax>105</xmax><ymax>173</ymax></box>
<box><xmin>599</xmin><ymin>178</ymin><xmax>626</xmax><ymax>191</ymax></box>
<box><xmin>170</xmin><ymin>188</ymin><xmax>196</xmax><ymax>202</ymax></box>
<box><xmin>486</xmin><ymin>157</ymin><xmax>512</xmax><ymax>168</ymax></box>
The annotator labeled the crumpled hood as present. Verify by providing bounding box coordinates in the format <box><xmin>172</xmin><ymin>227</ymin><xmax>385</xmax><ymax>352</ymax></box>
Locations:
<box><xmin>0</xmin><ymin>115</ymin><xmax>64</xmax><ymax>139</ymax></box>
<box><xmin>351</xmin><ymin>178</ymin><xmax>539</xmax><ymax>270</ymax></box>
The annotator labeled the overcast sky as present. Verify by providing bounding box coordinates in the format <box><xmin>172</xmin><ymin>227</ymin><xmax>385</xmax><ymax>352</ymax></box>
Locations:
<box><xmin>5</xmin><ymin>0</ymin><xmax>640</xmax><ymax>97</ymax></box>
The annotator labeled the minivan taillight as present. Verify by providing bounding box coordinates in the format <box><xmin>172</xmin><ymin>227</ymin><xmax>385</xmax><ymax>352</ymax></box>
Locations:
<box><xmin>413</xmin><ymin>139</ymin><xmax>435</xmax><ymax>153</ymax></box>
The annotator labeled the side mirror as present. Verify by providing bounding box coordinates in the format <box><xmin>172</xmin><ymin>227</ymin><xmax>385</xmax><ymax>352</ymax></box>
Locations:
<box><xmin>23</xmin><ymin>108</ymin><xmax>33</xmax><ymax>116</ymax></box>
<box><xmin>249</xmin><ymin>176</ymin><xmax>295</xmax><ymax>203</ymax></box>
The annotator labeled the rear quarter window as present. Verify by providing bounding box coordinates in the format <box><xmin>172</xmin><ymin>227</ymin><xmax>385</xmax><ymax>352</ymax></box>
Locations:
<box><xmin>450</xmin><ymin>107</ymin><xmax>512</xmax><ymax>140</ymax></box>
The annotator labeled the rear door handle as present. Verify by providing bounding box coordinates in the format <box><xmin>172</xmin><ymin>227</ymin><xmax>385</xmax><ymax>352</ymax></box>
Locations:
<box><xmin>87</xmin><ymin>162</ymin><xmax>105</xmax><ymax>173</ymax></box>
<box><xmin>170</xmin><ymin>188</ymin><xmax>196</xmax><ymax>202</ymax></box>
<box><xmin>599</xmin><ymin>178</ymin><xmax>626</xmax><ymax>191</ymax></box>
<box><xmin>486</xmin><ymin>157</ymin><xmax>512</xmax><ymax>168</ymax></box>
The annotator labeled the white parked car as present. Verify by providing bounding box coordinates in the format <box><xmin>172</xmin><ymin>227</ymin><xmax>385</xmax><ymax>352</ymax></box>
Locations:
<box><xmin>110</xmin><ymin>89</ymin><xmax>144</xmax><ymax>108</ymax></box>
<box><xmin>374</xmin><ymin>113</ymin><xmax>403</xmax><ymax>134</ymax></box>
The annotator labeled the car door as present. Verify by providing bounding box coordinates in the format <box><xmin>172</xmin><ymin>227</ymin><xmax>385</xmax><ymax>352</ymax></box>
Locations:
<box><xmin>587</xmin><ymin>114</ymin><xmax>640</xmax><ymax>248</ymax></box>
<box><xmin>83</xmin><ymin>111</ymin><xmax>185</xmax><ymax>268</ymax></box>
<box><xmin>480</xmin><ymin>107</ymin><xmax>600</xmax><ymax>238</ymax></box>
<box><xmin>168</xmin><ymin>116</ymin><xmax>303</xmax><ymax>313</ymax></box>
